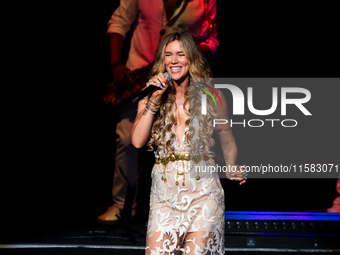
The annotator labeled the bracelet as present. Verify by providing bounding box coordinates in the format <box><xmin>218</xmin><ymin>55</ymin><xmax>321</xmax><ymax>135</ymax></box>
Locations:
<box><xmin>145</xmin><ymin>107</ymin><xmax>156</xmax><ymax>115</ymax></box>
<box><xmin>146</xmin><ymin>102</ymin><xmax>159</xmax><ymax>111</ymax></box>
<box><xmin>146</xmin><ymin>102</ymin><xmax>159</xmax><ymax>113</ymax></box>
<box><xmin>146</xmin><ymin>100</ymin><xmax>160</xmax><ymax>109</ymax></box>
<box><xmin>110</xmin><ymin>62</ymin><xmax>122</xmax><ymax>70</ymax></box>
<box><xmin>148</xmin><ymin>98</ymin><xmax>160</xmax><ymax>106</ymax></box>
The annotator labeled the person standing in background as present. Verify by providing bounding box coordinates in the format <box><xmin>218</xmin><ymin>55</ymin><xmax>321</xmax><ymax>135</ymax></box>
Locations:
<box><xmin>98</xmin><ymin>0</ymin><xmax>219</xmax><ymax>224</ymax></box>
<box><xmin>327</xmin><ymin>176</ymin><xmax>340</xmax><ymax>213</ymax></box>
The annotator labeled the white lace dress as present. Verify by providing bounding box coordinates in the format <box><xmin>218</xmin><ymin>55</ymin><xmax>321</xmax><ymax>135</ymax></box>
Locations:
<box><xmin>145</xmin><ymin>123</ymin><xmax>225</xmax><ymax>254</ymax></box>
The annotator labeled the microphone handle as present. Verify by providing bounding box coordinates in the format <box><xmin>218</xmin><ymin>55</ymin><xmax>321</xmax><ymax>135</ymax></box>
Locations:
<box><xmin>131</xmin><ymin>85</ymin><xmax>161</xmax><ymax>103</ymax></box>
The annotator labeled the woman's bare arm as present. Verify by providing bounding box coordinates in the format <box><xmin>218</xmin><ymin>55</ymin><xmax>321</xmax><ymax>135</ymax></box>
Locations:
<box><xmin>214</xmin><ymin>90</ymin><xmax>246</xmax><ymax>184</ymax></box>
<box><xmin>131</xmin><ymin>73</ymin><xmax>168</xmax><ymax>148</ymax></box>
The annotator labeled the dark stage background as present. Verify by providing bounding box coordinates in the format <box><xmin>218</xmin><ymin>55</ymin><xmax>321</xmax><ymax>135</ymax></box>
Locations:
<box><xmin>2</xmin><ymin>0</ymin><xmax>339</xmax><ymax>242</ymax></box>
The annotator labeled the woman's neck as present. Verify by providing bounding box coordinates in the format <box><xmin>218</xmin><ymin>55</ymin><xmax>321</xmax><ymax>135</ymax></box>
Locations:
<box><xmin>173</xmin><ymin>76</ymin><xmax>189</xmax><ymax>97</ymax></box>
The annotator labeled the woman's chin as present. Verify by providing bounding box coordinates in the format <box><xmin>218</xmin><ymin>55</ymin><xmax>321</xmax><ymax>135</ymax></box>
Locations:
<box><xmin>172</xmin><ymin>73</ymin><xmax>189</xmax><ymax>83</ymax></box>
<box><xmin>170</xmin><ymin>73</ymin><xmax>182</xmax><ymax>80</ymax></box>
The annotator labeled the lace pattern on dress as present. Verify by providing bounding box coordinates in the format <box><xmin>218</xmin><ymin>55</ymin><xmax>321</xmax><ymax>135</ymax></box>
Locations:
<box><xmin>146</xmin><ymin>118</ymin><xmax>225</xmax><ymax>254</ymax></box>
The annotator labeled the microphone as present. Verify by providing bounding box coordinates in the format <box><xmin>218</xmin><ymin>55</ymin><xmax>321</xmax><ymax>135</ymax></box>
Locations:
<box><xmin>131</xmin><ymin>72</ymin><xmax>171</xmax><ymax>103</ymax></box>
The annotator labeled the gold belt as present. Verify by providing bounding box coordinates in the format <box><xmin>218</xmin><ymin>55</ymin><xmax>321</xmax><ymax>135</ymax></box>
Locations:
<box><xmin>154</xmin><ymin>154</ymin><xmax>209</xmax><ymax>185</ymax></box>
<box><xmin>155</xmin><ymin>153</ymin><xmax>209</xmax><ymax>165</ymax></box>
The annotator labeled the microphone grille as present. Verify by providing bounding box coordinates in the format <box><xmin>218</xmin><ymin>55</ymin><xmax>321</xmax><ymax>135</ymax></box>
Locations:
<box><xmin>163</xmin><ymin>72</ymin><xmax>172</xmax><ymax>82</ymax></box>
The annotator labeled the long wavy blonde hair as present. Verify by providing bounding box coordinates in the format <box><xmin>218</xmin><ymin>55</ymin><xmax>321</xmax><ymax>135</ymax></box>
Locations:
<box><xmin>147</xmin><ymin>32</ymin><xmax>218</xmax><ymax>157</ymax></box>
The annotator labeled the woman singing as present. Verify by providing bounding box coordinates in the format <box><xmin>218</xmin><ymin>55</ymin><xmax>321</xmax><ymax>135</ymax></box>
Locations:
<box><xmin>132</xmin><ymin>32</ymin><xmax>246</xmax><ymax>255</ymax></box>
